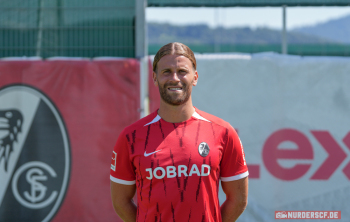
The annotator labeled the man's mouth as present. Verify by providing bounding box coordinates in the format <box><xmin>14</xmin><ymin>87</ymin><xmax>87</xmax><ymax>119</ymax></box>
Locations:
<box><xmin>167</xmin><ymin>87</ymin><xmax>182</xmax><ymax>91</ymax></box>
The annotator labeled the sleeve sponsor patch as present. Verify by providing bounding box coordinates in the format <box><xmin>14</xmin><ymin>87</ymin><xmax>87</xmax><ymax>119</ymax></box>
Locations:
<box><xmin>111</xmin><ymin>151</ymin><xmax>116</xmax><ymax>171</ymax></box>
<box><xmin>239</xmin><ymin>138</ymin><xmax>246</xmax><ymax>165</ymax></box>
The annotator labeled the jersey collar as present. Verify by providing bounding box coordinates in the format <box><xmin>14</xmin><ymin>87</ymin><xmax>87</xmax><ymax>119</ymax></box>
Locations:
<box><xmin>144</xmin><ymin>111</ymin><xmax>210</xmax><ymax>126</ymax></box>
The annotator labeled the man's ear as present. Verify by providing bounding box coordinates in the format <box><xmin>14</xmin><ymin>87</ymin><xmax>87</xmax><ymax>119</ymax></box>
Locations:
<box><xmin>192</xmin><ymin>70</ymin><xmax>198</xmax><ymax>86</ymax></box>
<box><xmin>152</xmin><ymin>71</ymin><xmax>158</xmax><ymax>86</ymax></box>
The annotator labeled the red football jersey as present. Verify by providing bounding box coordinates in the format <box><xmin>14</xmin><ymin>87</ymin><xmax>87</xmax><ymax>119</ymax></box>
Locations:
<box><xmin>110</xmin><ymin>108</ymin><xmax>248</xmax><ymax>222</ymax></box>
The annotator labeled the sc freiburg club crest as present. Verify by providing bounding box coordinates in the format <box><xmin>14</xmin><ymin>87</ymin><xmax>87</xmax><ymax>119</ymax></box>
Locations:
<box><xmin>0</xmin><ymin>85</ymin><xmax>71</xmax><ymax>222</ymax></box>
<box><xmin>198</xmin><ymin>142</ymin><xmax>210</xmax><ymax>157</ymax></box>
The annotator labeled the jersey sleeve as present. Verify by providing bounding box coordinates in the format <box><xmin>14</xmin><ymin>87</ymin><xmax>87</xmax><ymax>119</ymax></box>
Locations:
<box><xmin>110</xmin><ymin>129</ymin><xmax>136</xmax><ymax>185</ymax></box>
<box><xmin>220</xmin><ymin>125</ymin><xmax>249</xmax><ymax>182</ymax></box>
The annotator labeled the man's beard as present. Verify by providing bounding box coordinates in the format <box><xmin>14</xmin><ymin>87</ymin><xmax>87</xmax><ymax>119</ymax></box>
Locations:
<box><xmin>158</xmin><ymin>81</ymin><xmax>192</xmax><ymax>106</ymax></box>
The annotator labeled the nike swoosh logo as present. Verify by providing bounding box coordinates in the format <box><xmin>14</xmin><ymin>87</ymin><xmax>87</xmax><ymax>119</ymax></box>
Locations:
<box><xmin>144</xmin><ymin>150</ymin><xmax>162</xmax><ymax>157</ymax></box>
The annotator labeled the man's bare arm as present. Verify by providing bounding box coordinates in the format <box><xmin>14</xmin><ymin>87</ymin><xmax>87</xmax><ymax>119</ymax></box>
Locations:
<box><xmin>220</xmin><ymin>176</ymin><xmax>248</xmax><ymax>222</ymax></box>
<box><xmin>110</xmin><ymin>181</ymin><xmax>137</xmax><ymax>222</ymax></box>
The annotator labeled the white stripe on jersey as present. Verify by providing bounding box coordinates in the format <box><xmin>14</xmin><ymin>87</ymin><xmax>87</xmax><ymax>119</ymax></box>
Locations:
<box><xmin>192</xmin><ymin>112</ymin><xmax>211</xmax><ymax>122</ymax></box>
<box><xmin>110</xmin><ymin>175</ymin><xmax>136</xmax><ymax>185</ymax></box>
<box><xmin>144</xmin><ymin>115</ymin><xmax>161</xmax><ymax>126</ymax></box>
<box><xmin>221</xmin><ymin>171</ymin><xmax>249</xmax><ymax>182</ymax></box>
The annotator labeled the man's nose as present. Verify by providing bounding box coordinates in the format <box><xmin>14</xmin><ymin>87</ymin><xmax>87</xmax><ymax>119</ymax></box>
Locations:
<box><xmin>169</xmin><ymin>72</ymin><xmax>180</xmax><ymax>82</ymax></box>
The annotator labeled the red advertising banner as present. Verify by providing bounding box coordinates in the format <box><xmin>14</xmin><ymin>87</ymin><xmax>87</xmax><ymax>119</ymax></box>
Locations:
<box><xmin>0</xmin><ymin>59</ymin><xmax>140</xmax><ymax>222</ymax></box>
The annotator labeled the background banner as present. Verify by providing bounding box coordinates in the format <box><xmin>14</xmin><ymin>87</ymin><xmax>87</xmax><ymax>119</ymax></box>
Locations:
<box><xmin>2</xmin><ymin>53</ymin><xmax>349</xmax><ymax>221</ymax></box>
<box><xmin>0</xmin><ymin>58</ymin><xmax>140</xmax><ymax>222</ymax></box>
<box><xmin>149</xmin><ymin>53</ymin><xmax>350</xmax><ymax>221</ymax></box>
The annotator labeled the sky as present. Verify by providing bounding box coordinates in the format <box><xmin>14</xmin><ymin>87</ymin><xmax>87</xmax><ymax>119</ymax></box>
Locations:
<box><xmin>146</xmin><ymin>6</ymin><xmax>350</xmax><ymax>30</ymax></box>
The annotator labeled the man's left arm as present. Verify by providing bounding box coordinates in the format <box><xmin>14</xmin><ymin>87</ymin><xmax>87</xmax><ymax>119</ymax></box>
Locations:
<box><xmin>220</xmin><ymin>176</ymin><xmax>248</xmax><ymax>222</ymax></box>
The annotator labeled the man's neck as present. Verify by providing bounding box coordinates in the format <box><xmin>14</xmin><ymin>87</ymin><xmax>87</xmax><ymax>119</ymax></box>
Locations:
<box><xmin>157</xmin><ymin>99</ymin><xmax>195</xmax><ymax>123</ymax></box>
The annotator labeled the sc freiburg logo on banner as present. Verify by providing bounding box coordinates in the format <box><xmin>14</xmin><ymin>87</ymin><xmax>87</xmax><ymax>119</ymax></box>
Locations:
<box><xmin>0</xmin><ymin>84</ymin><xmax>71</xmax><ymax>222</ymax></box>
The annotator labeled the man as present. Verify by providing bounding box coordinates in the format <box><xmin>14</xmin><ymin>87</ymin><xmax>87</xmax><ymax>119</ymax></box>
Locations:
<box><xmin>110</xmin><ymin>42</ymin><xmax>248</xmax><ymax>222</ymax></box>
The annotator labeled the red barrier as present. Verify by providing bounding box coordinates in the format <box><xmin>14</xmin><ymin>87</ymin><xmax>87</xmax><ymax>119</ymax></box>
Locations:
<box><xmin>0</xmin><ymin>59</ymin><xmax>140</xmax><ymax>222</ymax></box>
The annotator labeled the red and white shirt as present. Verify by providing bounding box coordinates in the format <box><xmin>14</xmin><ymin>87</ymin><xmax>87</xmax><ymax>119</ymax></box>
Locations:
<box><xmin>110</xmin><ymin>108</ymin><xmax>248</xmax><ymax>222</ymax></box>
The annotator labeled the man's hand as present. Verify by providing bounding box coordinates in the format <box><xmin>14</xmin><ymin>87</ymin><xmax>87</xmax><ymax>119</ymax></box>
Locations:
<box><xmin>110</xmin><ymin>181</ymin><xmax>137</xmax><ymax>222</ymax></box>
<box><xmin>220</xmin><ymin>176</ymin><xmax>248</xmax><ymax>222</ymax></box>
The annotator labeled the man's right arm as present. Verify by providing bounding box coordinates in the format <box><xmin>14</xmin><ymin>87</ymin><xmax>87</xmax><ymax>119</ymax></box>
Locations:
<box><xmin>110</xmin><ymin>181</ymin><xmax>137</xmax><ymax>222</ymax></box>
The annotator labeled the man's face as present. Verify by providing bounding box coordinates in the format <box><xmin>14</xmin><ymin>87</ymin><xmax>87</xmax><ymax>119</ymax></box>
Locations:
<box><xmin>153</xmin><ymin>54</ymin><xmax>198</xmax><ymax>106</ymax></box>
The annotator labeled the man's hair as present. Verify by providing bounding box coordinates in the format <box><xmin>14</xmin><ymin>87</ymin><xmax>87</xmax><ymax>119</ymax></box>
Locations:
<box><xmin>153</xmin><ymin>42</ymin><xmax>196</xmax><ymax>72</ymax></box>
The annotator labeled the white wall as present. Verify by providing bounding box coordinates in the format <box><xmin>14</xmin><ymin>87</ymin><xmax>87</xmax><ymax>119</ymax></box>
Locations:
<box><xmin>193</xmin><ymin>53</ymin><xmax>350</xmax><ymax>221</ymax></box>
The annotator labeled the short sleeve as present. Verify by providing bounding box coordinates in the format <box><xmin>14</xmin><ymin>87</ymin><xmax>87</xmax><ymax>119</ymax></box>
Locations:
<box><xmin>110</xmin><ymin>130</ymin><xmax>136</xmax><ymax>185</ymax></box>
<box><xmin>220</xmin><ymin>125</ymin><xmax>249</xmax><ymax>182</ymax></box>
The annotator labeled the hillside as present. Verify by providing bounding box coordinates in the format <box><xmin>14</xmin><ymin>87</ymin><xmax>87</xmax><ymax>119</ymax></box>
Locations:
<box><xmin>293</xmin><ymin>14</ymin><xmax>350</xmax><ymax>44</ymax></box>
<box><xmin>148</xmin><ymin>23</ymin><xmax>335</xmax><ymax>45</ymax></box>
